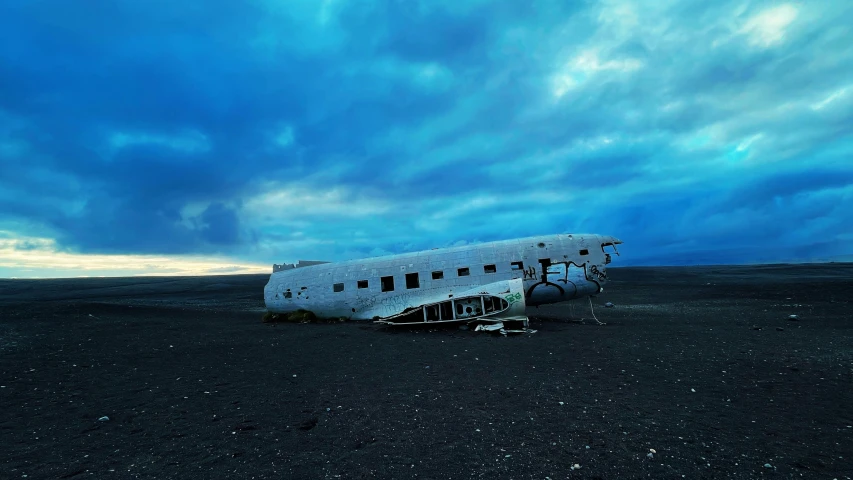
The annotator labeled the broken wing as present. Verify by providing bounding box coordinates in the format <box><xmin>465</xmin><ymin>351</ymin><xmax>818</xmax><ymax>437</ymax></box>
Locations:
<box><xmin>376</xmin><ymin>278</ymin><xmax>528</xmax><ymax>325</ymax></box>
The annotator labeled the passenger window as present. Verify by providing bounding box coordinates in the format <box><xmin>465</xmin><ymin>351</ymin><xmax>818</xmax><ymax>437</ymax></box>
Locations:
<box><xmin>484</xmin><ymin>264</ymin><xmax>496</xmax><ymax>274</ymax></box>
<box><xmin>432</xmin><ymin>271</ymin><xmax>443</xmax><ymax>280</ymax></box>
<box><xmin>457</xmin><ymin>267</ymin><xmax>470</xmax><ymax>277</ymax></box>
<box><xmin>357</xmin><ymin>280</ymin><xmax>368</xmax><ymax>289</ymax></box>
<box><xmin>381</xmin><ymin>276</ymin><xmax>395</xmax><ymax>292</ymax></box>
<box><xmin>511</xmin><ymin>261</ymin><xmax>523</xmax><ymax>270</ymax></box>
<box><xmin>333</xmin><ymin>283</ymin><xmax>344</xmax><ymax>292</ymax></box>
<box><xmin>406</xmin><ymin>273</ymin><xmax>420</xmax><ymax>289</ymax></box>
<box><xmin>579</xmin><ymin>249</ymin><xmax>589</xmax><ymax>256</ymax></box>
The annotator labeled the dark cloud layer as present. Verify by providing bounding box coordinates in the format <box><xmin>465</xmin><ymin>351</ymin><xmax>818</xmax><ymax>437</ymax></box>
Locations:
<box><xmin>0</xmin><ymin>0</ymin><xmax>851</xmax><ymax>269</ymax></box>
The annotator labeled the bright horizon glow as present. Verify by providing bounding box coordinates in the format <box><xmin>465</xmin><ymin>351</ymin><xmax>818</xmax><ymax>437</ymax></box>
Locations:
<box><xmin>0</xmin><ymin>234</ymin><xmax>268</xmax><ymax>278</ymax></box>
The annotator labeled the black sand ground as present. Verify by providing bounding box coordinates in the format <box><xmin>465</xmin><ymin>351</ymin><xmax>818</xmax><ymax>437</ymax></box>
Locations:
<box><xmin>1</xmin><ymin>265</ymin><xmax>852</xmax><ymax>479</ymax></box>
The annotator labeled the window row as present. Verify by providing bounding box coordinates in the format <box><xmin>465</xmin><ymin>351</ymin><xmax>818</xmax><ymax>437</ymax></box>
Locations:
<box><xmin>331</xmin><ymin>261</ymin><xmax>524</xmax><ymax>293</ymax></box>
<box><xmin>284</xmin><ymin>248</ymin><xmax>593</xmax><ymax>296</ymax></box>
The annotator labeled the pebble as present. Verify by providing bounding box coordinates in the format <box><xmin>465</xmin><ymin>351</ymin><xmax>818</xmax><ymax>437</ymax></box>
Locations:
<box><xmin>604</xmin><ymin>302</ymin><xmax>614</xmax><ymax>308</ymax></box>
<box><xmin>97</xmin><ymin>416</ymin><xmax>109</xmax><ymax>422</ymax></box>
<box><xmin>764</xmin><ymin>463</ymin><xmax>773</xmax><ymax>468</ymax></box>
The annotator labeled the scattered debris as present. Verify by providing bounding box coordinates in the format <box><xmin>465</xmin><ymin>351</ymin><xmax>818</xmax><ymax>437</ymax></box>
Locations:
<box><xmin>474</xmin><ymin>320</ymin><xmax>536</xmax><ymax>335</ymax></box>
<box><xmin>570</xmin><ymin>463</ymin><xmax>581</xmax><ymax>471</ymax></box>
<box><xmin>474</xmin><ymin>323</ymin><xmax>503</xmax><ymax>333</ymax></box>
<box><xmin>604</xmin><ymin>302</ymin><xmax>614</xmax><ymax>308</ymax></box>
<box><xmin>650</xmin><ymin>448</ymin><xmax>657</xmax><ymax>454</ymax></box>
<box><xmin>97</xmin><ymin>416</ymin><xmax>109</xmax><ymax>422</ymax></box>
<box><xmin>788</xmin><ymin>314</ymin><xmax>799</xmax><ymax>321</ymax></box>
<box><xmin>764</xmin><ymin>463</ymin><xmax>773</xmax><ymax>469</ymax></box>
<box><xmin>647</xmin><ymin>452</ymin><xmax>654</xmax><ymax>459</ymax></box>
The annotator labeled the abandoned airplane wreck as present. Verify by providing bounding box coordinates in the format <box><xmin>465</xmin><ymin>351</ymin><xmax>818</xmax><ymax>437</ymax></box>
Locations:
<box><xmin>263</xmin><ymin>233</ymin><xmax>622</xmax><ymax>329</ymax></box>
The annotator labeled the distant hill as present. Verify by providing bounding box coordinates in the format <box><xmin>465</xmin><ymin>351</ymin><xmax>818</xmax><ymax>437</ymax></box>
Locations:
<box><xmin>809</xmin><ymin>254</ymin><xmax>853</xmax><ymax>263</ymax></box>
<box><xmin>620</xmin><ymin>250</ymin><xmax>853</xmax><ymax>267</ymax></box>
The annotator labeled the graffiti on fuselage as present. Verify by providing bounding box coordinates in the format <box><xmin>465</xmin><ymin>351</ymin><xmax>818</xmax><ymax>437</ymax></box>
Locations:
<box><xmin>355</xmin><ymin>291</ymin><xmax>418</xmax><ymax>317</ymax></box>
<box><xmin>589</xmin><ymin>264</ymin><xmax>607</xmax><ymax>281</ymax></box>
<box><xmin>504</xmin><ymin>291</ymin><xmax>523</xmax><ymax>305</ymax></box>
<box><xmin>524</xmin><ymin>263</ymin><xmax>568</xmax><ymax>300</ymax></box>
<box><xmin>524</xmin><ymin>261</ymin><xmax>600</xmax><ymax>302</ymax></box>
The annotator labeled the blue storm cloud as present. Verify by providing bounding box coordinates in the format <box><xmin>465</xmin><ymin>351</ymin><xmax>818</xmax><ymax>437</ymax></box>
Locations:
<box><xmin>0</xmin><ymin>0</ymin><xmax>851</xmax><ymax>271</ymax></box>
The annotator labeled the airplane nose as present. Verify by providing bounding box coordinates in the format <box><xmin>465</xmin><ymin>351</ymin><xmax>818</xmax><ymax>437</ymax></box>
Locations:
<box><xmin>598</xmin><ymin>235</ymin><xmax>622</xmax><ymax>246</ymax></box>
<box><xmin>599</xmin><ymin>235</ymin><xmax>622</xmax><ymax>256</ymax></box>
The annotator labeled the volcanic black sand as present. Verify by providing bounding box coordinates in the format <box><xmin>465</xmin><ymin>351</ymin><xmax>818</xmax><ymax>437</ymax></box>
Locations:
<box><xmin>1</xmin><ymin>265</ymin><xmax>852</xmax><ymax>479</ymax></box>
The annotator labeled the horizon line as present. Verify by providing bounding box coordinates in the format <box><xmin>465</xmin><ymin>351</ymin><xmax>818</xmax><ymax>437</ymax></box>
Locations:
<box><xmin>2</xmin><ymin>260</ymin><xmax>851</xmax><ymax>280</ymax></box>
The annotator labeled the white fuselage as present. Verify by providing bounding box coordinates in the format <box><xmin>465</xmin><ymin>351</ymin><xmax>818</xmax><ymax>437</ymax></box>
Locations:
<box><xmin>263</xmin><ymin>233</ymin><xmax>622</xmax><ymax>320</ymax></box>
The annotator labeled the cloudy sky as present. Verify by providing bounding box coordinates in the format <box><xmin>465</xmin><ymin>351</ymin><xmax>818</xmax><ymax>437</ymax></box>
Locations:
<box><xmin>1</xmin><ymin>0</ymin><xmax>851</xmax><ymax>277</ymax></box>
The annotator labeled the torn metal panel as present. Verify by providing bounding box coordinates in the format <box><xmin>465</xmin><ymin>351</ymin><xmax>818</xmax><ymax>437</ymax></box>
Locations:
<box><xmin>375</xmin><ymin>278</ymin><xmax>527</xmax><ymax>326</ymax></box>
<box><xmin>273</xmin><ymin>260</ymin><xmax>330</xmax><ymax>273</ymax></box>
<box><xmin>474</xmin><ymin>323</ymin><xmax>504</xmax><ymax>332</ymax></box>
<box><xmin>474</xmin><ymin>320</ymin><xmax>537</xmax><ymax>335</ymax></box>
